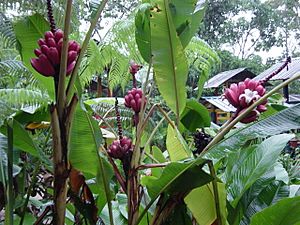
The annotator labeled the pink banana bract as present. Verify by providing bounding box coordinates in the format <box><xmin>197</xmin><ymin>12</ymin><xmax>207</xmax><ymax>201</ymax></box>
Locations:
<box><xmin>224</xmin><ymin>78</ymin><xmax>267</xmax><ymax>123</ymax></box>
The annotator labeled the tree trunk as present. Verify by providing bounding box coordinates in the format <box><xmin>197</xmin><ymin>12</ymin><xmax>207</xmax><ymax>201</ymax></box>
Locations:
<box><xmin>97</xmin><ymin>76</ymin><xmax>102</xmax><ymax>97</ymax></box>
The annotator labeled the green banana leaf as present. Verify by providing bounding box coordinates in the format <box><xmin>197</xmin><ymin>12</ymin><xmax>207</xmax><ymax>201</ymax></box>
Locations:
<box><xmin>240</xmin><ymin>181</ymin><xmax>289</xmax><ymax>225</ymax></box>
<box><xmin>184</xmin><ymin>183</ymin><xmax>227</xmax><ymax>225</ymax></box>
<box><xmin>13</xmin><ymin>14</ymin><xmax>55</xmax><ymax>99</ymax></box>
<box><xmin>0</xmin><ymin>119</ymin><xmax>39</xmax><ymax>157</ymax></box>
<box><xmin>69</xmin><ymin>104</ymin><xmax>111</xmax><ymax>176</ymax></box>
<box><xmin>169</xmin><ymin>0</ymin><xmax>206</xmax><ymax>48</ymax></box>
<box><xmin>205</xmin><ymin>103</ymin><xmax>300</xmax><ymax>162</ymax></box>
<box><xmin>250</xmin><ymin>196</ymin><xmax>300</xmax><ymax>225</ymax></box>
<box><xmin>70</xmin><ymin>104</ymin><xmax>114</xmax><ymax>212</ymax></box>
<box><xmin>166</xmin><ymin>124</ymin><xmax>191</xmax><ymax>161</ymax></box>
<box><xmin>135</xmin><ymin>3</ymin><xmax>152</xmax><ymax>62</ymax></box>
<box><xmin>225</xmin><ymin>134</ymin><xmax>294</xmax><ymax>207</ymax></box>
<box><xmin>180</xmin><ymin>99</ymin><xmax>211</xmax><ymax>131</ymax></box>
<box><xmin>150</xmin><ymin>0</ymin><xmax>188</xmax><ymax>117</ymax></box>
<box><xmin>141</xmin><ymin>159</ymin><xmax>211</xmax><ymax>200</ymax></box>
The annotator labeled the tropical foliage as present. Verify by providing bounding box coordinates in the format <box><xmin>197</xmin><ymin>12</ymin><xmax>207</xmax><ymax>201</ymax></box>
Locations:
<box><xmin>0</xmin><ymin>0</ymin><xmax>299</xmax><ymax>225</ymax></box>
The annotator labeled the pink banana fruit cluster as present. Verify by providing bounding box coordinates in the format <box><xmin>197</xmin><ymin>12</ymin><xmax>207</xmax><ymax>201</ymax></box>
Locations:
<box><xmin>108</xmin><ymin>137</ymin><xmax>133</xmax><ymax>160</ymax></box>
<box><xmin>31</xmin><ymin>29</ymin><xmax>80</xmax><ymax>77</ymax></box>
<box><xmin>224</xmin><ymin>78</ymin><xmax>267</xmax><ymax>123</ymax></box>
<box><xmin>124</xmin><ymin>88</ymin><xmax>146</xmax><ymax>113</ymax></box>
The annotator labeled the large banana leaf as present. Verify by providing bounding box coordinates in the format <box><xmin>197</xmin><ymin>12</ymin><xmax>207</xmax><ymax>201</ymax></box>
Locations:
<box><xmin>100</xmin><ymin>201</ymin><xmax>127</xmax><ymax>225</ymax></box>
<box><xmin>0</xmin><ymin>119</ymin><xmax>39</xmax><ymax>156</ymax></box>
<box><xmin>228</xmin><ymin>170</ymin><xmax>276</xmax><ymax>225</ymax></box>
<box><xmin>240</xmin><ymin>181</ymin><xmax>289</xmax><ymax>225</ymax></box>
<box><xmin>13</xmin><ymin>14</ymin><xmax>55</xmax><ymax>99</ymax></box>
<box><xmin>225</xmin><ymin>134</ymin><xmax>294</xmax><ymax>207</ymax></box>
<box><xmin>69</xmin><ymin>104</ymin><xmax>111</xmax><ymax>176</ymax></box>
<box><xmin>163</xmin><ymin>204</ymin><xmax>193</xmax><ymax>225</ymax></box>
<box><xmin>169</xmin><ymin>0</ymin><xmax>206</xmax><ymax>48</ymax></box>
<box><xmin>180</xmin><ymin>99</ymin><xmax>211</xmax><ymax>131</ymax></box>
<box><xmin>166</xmin><ymin>124</ymin><xmax>190</xmax><ymax>161</ymax></box>
<box><xmin>135</xmin><ymin>0</ymin><xmax>206</xmax><ymax>62</ymax></box>
<box><xmin>205</xmin><ymin>103</ymin><xmax>300</xmax><ymax>161</ymax></box>
<box><xmin>0</xmin><ymin>134</ymin><xmax>21</xmax><ymax>183</ymax></box>
<box><xmin>135</xmin><ymin>3</ymin><xmax>152</xmax><ymax>62</ymax></box>
<box><xmin>150</xmin><ymin>0</ymin><xmax>188</xmax><ymax>117</ymax></box>
<box><xmin>70</xmin><ymin>104</ymin><xmax>114</xmax><ymax>212</ymax></box>
<box><xmin>141</xmin><ymin>159</ymin><xmax>211</xmax><ymax>200</ymax></box>
<box><xmin>184</xmin><ymin>183</ymin><xmax>227</xmax><ymax>225</ymax></box>
<box><xmin>250</xmin><ymin>196</ymin><xmax>300</xmax><ymax>225</ymax></box>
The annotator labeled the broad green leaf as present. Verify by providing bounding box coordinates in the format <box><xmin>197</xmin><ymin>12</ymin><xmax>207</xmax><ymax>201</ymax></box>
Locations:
<box><xmin>135</xmin><ymin>3</ymin><xmax>152</xmax><ymax>62</ymax></box>
<box><xmin>152</xmin><ymin>146</ymin><xmax>166</xmax><ymax>163</ymax></box>
<box><xmin>164</xmin><ymin>204</ymin><xmax>193</xmax><ymax>225</ymax></box>
<box><xmin>101</xmin><ymin>201</ymin><xmax>127</xmax><ymax>225</ymax></box>
<box><xmin>205</xmin><ymin>103</ymin><xmax>300</xmax><ymax>162</ymax></box>
<box><xmin>0</xmin><ymin>120</ymin><xmax>39</xmax><ymax>156</ymax></box>
<box><xmin>185</xmin><ymin>183</ymin><xmax>227</xmax><ymax>225</ymax></box>
<box><xmin>70</xmin><ymin>104</ymin><xmax>114</xmax><ymax>212</ymax></box>
<box><xmin>96</xmin><ymin>162</ymin><xmax>114</xmax><ymax>211</ymax></box>
<box><xmin>240</xmin><ymin>181</ymin><xmax>290</xmax><ymax>225</ymax></box>
<box><xmin>150</xmin><ymin>0</ymin><xmax>188</xmax><ymax>117</ymax></box>
<box><xmin>228</xmin><ymin>170</ymin><xmax>276</xmax><ymax>225</ymax></box>
<box><xmin>225</xmin><ymin>134</ymin><xmax>294</xmax><ymax>207</ymax></box>
<box><xmin>274</xmin><ymin>162</ymin><xmax>289</xmax><ymax>184</ymax></box>
<box><xmin>166</xmin><ymin>124</ymin><xmax>190</xmax><ymax>161</ymax></box>
<box><xmin>116</xmin><ymin>194</ymin><xmax>128</xmax><ymax>219</ymax></box>
<box><xmin>13</xmin><ymin>14</ymin><xmax>55</xmax><ymax>99</ymax></box>
<box><xmin>180</xmin><ymin>99</ymin><xmax>211</xmax><ymax>131</ymax></box>
<box><xmin>141</xmin><ymin>159</ymin><xmax>209</xmax><ymax>200</ymax></box>
<box><xmin>70</xmin><ymin>104</ymin><xmax>103</xmax><ymax>175</ymax></box>
<box><xmin>250</xmin><ymin>196</ymin><xmax>300</xmax><ymax>225</ymax></box>
<box><xmin>290</xmin><ymin>185</ymin><xmax>300</xmax><ymax>197</ymax></box>
<box><xmin>0</xmin><ymin>134</ymin><xmax>21</xmax><ymax>183</ymax></box>
<box><xmin>13</xmin><ymin>105</ymin><xmax>50</xmax><ymax>125</ymax></box>
<box><xmin>169</xmin><ymin>0</ymin><xmax>206</xmax><ymax>48</ymax></box>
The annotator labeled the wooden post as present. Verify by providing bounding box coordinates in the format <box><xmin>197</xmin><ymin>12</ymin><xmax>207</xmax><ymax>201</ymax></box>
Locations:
<box><xmin>283</xmin><ymin>84</ymin><xmax>289</xmax><ymax>103</ymax></box>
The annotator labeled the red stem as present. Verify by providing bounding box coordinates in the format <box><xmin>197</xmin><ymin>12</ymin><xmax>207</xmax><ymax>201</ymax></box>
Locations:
<box><xmin>260</xmin><ymin>57</ymin><xmax>291</xmax><ymax>85</ymax></box>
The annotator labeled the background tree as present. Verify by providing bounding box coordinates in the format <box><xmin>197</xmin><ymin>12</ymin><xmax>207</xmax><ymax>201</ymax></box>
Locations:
<box><xmin>199</xmin><ymin>0</ymin><xmax>300</xmax><ymax>60</ymax></box>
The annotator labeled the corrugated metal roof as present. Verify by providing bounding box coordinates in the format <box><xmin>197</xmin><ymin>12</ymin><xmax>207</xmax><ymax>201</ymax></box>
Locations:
<box><xmin>289</xmin><ymin>94</ymin><xmax>300</xmax><ymax>102</ymax></box>
<box><xmin>204</xmin><ymin>68</ymin><xmax>255</xmax><ymax>88</ymax></box>
<box><xmin>254</xmin><ymin>57</ymin><xmax>300</xmax><ymax>81</ymax></box>
<box><xmin>202</xmin><ymin>96</ymin><xmax>236</xmax><ymax>112</ymax></box>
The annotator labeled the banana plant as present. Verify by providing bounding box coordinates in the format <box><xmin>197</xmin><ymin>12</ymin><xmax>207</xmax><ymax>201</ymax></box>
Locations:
<box><xmin>1</xmin><ymin>0</ymin><xmax>300</xmax><ymax>225</ymax></box>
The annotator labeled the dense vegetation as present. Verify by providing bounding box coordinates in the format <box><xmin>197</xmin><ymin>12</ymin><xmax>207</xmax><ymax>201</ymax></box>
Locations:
<box><xmin>0</xmin><ymin>0</ymin><xmax>300</xmax><ymax>225</ymax></box>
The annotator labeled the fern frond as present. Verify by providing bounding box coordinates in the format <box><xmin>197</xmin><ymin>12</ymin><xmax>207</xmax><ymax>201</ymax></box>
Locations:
<box><xmin>186</xmin><ymin>38</ymin><xmax>221</xmax><ymax>76</ymax></box>
<box><xmin>104</xmin><ymin>17</ymin><xmax>143</xmax><ymax>63</ymax></box>
<box><xmin>108</xmin><ymin>57</ymin><xmax>130</xmax><ymax>91</ymax></box>
<box><xmin>80</xmin><ymin>40</ymin><xmax>131</xmax><ymax>90</ymax></box>
<box><xmin>0</xmin><ymin>60</ymin><xmax>35</xmax><ymax>88</ymax></box>
<box><xmin>0</xmin><ymin>12</ymin><xmax>16</xmax><ymax>48</ymax></box>
<box><xmin>0</xmin><ymin>100</ymin><xmax>14</xmax><ymax>126</ymax></box>
<box><xmin>0</xmin><ymin>88</ymin><xmax>49</xmax><ymax>108</ymax></box>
